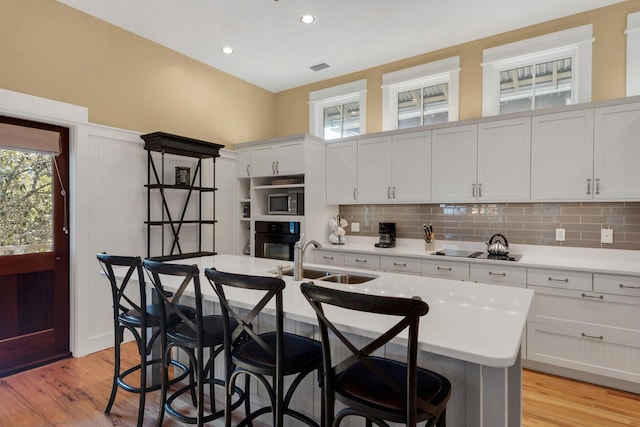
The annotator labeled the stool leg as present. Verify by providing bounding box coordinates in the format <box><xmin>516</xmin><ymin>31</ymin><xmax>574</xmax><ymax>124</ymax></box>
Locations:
<box><xmin>105</xmin><ymin>324</ymin><xmax>123</xmax><ymax>414</ymax></box>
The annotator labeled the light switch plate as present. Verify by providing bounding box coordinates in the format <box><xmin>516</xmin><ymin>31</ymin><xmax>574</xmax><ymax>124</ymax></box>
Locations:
<box><xmin>555</xmin><ymin>228</ymin><xmax>565</xmax><ymax>241</ymax></box>
<box><xmin>351</xmin><ymin>222</ymin><xmax>360</xmax><ymax>232</ymax></box>
<box><xmin>601</xmin><ymin>229</ymin><xmax>613</xmax><ymax>244</ymax></box>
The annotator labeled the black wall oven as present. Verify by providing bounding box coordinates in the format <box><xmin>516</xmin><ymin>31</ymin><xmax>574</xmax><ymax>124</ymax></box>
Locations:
<box><xmin>254</xmin><ymin>221</ymin><xmax>301</xmax><ymax>261</ymax></box>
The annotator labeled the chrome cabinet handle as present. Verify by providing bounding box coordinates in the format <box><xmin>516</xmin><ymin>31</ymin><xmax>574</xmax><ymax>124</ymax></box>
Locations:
<box><xmin>595</xmin><ymin>178</ymin><xmax>600</xmax><ymax>195</ymax></box>
<box><xmin>272</xmin><ymin>161</ymin><xmax>276</xmax><ymax>175</ymax></box>
<box><xmin>586</xmin><ymin>178</ymin><xmax>592</xmax><ymax>195</ymax></box>
<box><xmin>581</xmin><ymin>332</ymin><xmax>603</xmax><ymax>340</ymax></box>
<box><xmin>581</xmin><ymin>293</ymin><xmax>604</xmax><ymax>300</ymax></box>
<box><xmin>472</xmin><ymin>183</ymin><xmax>476</xmax><ymax>197</ymax></box>
<box><xmin>620</xmin><ymin>283</ymin><xmax>640</xmax><ymax>289</ymax></box>
<box><xmin>548</xmin><ymin>277</ymin><xmax>569</xmax><ymax>283</ymax></box>
<box><xmin>394</xmin><ymin>262</ymin><xmax>407</xmax><ymax>267</ymax></box>
<box><xmin>353</xmin><ymin>188</ymin><xmax>357</xmax><ymax>200</ymax></box>
<box><xmin>387</xmin><ymin>187</ymin><xmax>391</xmax><ymax>199</ymax></box>
<box><xmin>437</xmin><ymin>266</ymin><xmax>452</xmax><ymax>271</ymax></box>
<box><xmin>489</xmin><ymin>271</ymin><xmax>506</xmax><ymax>276</ymax></box>
<box><xmin>323</xmin><ymin>256</ymin><xmax>334</xmax><ymax>260</ymax></box>
<box><xmin>246</xmin><ymin>164</ymin><xmax>250</xmax><ymax>176</ymax></box>
<box><xmin>355</xmin><ymin>258</ymin><xmax>367</xmax><ymax>263</ymax></box>
<box><xmin>392</xmin><ymin>186</ymin><xmax>396</xmax><ymax>198</ymax></box>
<box><xmin>478</xmin><ymin>183</ymin><xmax>482</xmax><ymax>197</ymax></box>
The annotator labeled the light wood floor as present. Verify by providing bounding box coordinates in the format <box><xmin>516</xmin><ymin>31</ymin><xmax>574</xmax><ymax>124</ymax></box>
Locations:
<box><xmin>0</xmin><ymin>342</ymin><xmax>639</xmax><ymax>426</ymax></box>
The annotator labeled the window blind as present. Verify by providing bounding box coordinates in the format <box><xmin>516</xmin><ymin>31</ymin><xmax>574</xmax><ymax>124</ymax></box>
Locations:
<box><xmin>0</xmin><ymin>123</ymin><xmax>61</xmax><ymax>155</ymax></box>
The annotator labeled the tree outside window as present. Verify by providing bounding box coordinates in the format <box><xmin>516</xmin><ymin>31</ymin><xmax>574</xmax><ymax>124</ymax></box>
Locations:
<box><xmin>0</xmin><ymin>149</ymin><xmax>53</xmax><ymax>254</ymax></box>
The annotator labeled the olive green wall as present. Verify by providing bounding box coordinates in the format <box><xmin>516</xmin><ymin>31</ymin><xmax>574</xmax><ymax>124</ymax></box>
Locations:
<box><xmin>0</xmin><ymin>0</ymin><xmax>276</xmax><ymax>148</ymax></box>
<box><xmin>274</xmin><ymin>1</ymin><xmax>640</xmax><ymax>136</ymax></box>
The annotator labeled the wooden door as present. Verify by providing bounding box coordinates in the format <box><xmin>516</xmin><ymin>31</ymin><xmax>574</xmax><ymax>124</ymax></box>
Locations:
<box><xmin>0</xmin><ymin>116</ymin><xmax>70</xmax><ymax>376</ymax></box>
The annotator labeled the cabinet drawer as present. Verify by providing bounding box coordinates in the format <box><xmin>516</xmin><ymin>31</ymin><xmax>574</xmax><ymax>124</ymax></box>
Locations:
<box><xmin>594</xmin><ymin>273</ymin><xmax>640</xmax><ymax>298</ymax></box>
<box><xmin>529</xmin><ymin>286</ymin><xmax>640</xmax><ymax>332</ymax></box>
<box><xmin>422</xmin><ymin>259</ymin><xmax>469</xmax><ymax>280</ymax></box>
<box><xmin>470</xmin><ymin>263</ymin><xmax>526</xmax><ymax>287</ymax></box>
<box><xmin>527</xmin><ymin>268</ymin><xmax>592</xmax><ymax>291</ymax></box>
<box><xmin>380</xmin><ymin>256</ymin><xmax>421</xmax><ymax>275</ymax></box>
<box><xmin>527</xmin><ymin>321</ymin><xmax>640</xmax><ymax>383</ymax></box>
<box><xmin>344</xmin><ymin>253</ymin><xmax>380</xmax><ymax>270</ymax></box>
<box><xmin>313</xmin><ymin>250</ymin><xmax>344</xmax><ymax>267</ymax></box>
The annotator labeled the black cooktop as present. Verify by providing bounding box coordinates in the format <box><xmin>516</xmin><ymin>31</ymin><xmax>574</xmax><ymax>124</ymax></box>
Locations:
<box><xmin>431</xmin><ymin>249</ymin><xmax>522</xmax><ymax>262</ymax></box>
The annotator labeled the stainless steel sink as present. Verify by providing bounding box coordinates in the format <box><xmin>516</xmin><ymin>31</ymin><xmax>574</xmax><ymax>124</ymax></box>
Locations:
<box><xmin>278</xmin><ymin>266</ymin><xmax>377</xmax><ymax>284</ymax></box>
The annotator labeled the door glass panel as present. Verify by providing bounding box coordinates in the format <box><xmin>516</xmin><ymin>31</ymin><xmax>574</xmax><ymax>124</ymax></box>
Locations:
<box><xmin>0</xmin><ymin>149</ymin><xmax>54</xmax><ymax>255</ymax></box>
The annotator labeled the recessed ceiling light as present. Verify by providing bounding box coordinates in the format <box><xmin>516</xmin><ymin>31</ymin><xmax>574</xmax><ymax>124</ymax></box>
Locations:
<box><xmin>222</xmin><ymin>46</ymin><xmax>234</xmax><ymax>54</ymax></box>
<box><xmin>300</xmin><ymin>14</ymin><xmax>316</xmax><ymax>24</ymax></box>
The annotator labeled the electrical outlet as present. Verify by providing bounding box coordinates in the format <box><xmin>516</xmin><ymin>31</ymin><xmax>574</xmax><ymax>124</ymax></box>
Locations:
<box><xmin>555</xmin><ymin>228</ymin><xmax>565</xmax><ymax>242</ymax></box>
<box><xmin>601</xmin><ymin>229</ymin><xmax>613</xmax><ymax>244</ymax></box>
<box><xmin>351</xmin><ymin>222</ymin><xmax>360</xmax><ymax>232</ymax></box>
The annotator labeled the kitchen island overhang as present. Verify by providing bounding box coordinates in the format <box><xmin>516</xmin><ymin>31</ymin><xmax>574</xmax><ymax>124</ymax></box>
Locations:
<box><xmin>117</xmin><ymin>254</ymin><xmax>533</xmax><ymax>427</ymax></box>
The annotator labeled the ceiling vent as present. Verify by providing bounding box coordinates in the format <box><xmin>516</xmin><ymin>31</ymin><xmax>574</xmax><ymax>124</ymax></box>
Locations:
<box><xmin>310</xmin><ymin>62</ymin><xmax>330</xmax><ymax>72</ymax></box>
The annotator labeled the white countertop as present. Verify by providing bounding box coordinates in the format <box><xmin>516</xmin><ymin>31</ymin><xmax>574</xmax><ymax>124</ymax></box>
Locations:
<box><xmin>315</xmin><ymin>236</ymin><xmax>640</xmax><ymax>276</ymax></box>
<box><xmin>149</xmin><ymin>254</ymin><xmax>533</xmax><ymax>369</ymax></box>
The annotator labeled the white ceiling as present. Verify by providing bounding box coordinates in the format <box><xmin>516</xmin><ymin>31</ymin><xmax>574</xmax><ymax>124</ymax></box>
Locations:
<box><xmin>57</xmin><ymin>0</ymin><xmax>624</xmax><ymax>93</ymax></box>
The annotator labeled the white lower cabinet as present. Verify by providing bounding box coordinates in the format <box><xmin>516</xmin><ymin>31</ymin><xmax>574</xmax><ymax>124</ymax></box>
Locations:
<box><xmin>469</xmin><ymin>263</ymin><xmax>526</xmax><ymax>287</ymax></box>
<box><xmin>380</xmin><ymin>256</ymin><xmax>422</xmax><ymax>275</ymax></box>
<box><xmin>313</xmin><ymin>249</ymin><xmax>345</xmax><ymax>267</ymax></box>
<box><xmin>344</xmin><ymin>253</ymin><xmax>380</xmax><ymax>270</ymax></box>
<box><xmin>527</xmin><ymin>283</ymin><xmax>640</xmax><ymax>384</ymax></box>
<box><xmin>527</xmin><ymin>267</ymin><xmax>592</xmax><ymax>291</ymax></box>
<box><xmin>421</xmin><ymin>259</ymin><xmax>469</xmax><ymax>280</ymax></box>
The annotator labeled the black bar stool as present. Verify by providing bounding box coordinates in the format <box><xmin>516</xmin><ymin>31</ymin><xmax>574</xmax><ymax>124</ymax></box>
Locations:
<box><xmin>205</xmin><ymin>268</ymin><xmax>323</xmax><ymax>427</ymax></box>
<box><xmin>301</xmin><ymin>281</ymin><xmax>451</xmax><ymax>427</ymax></box>
<box><xmin>96</xmin><ymin>253</ymin><xmax>191</xmax><ymax>427</ymax></box>
<box><xmin>143</xmin><ymin>259</ymin><xmax>245</xmax><ymax>426</ymax></box>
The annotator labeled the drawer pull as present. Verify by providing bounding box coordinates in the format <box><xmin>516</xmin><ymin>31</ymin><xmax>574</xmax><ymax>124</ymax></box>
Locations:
<box><xmin>619</xmin><ymin>283</ymin><xmax>640</xmax><ymax>290</ymax></box>
<box><xmin>548</xmin><ymin>277</ymin><xmax>569</xmax><ymax>283</ymax></box>
<box><xmin>394</xmin><ymin>262</ymin><xmax>407</xmax><ymax>267</ymax></box>
<box><xmin>581</xmin><ymin>332</ymin><xmax>603</xmax><ymax>340</ymax></box>
<box><xmin>437</xmin><ymin>266</ymin><xmax>452</xmax><ymax>271</ymax></box>
<box><xmin>581</xmin><ymin>293</ymin><xmax>604</xmax><ymax>300</ymax></box>
<box><xmin>489</xmin><ymin>272</ymin><xmax>506</xmax><ymax>276</ymax></box>
<box><xmin>355</xmin><ymin>259</ymin><xmax>367</xmax><ymax>263</ymax></box>
<box><xmin>323</xmin><ymin>256</ymin><xmax>334</xmax><ymax>261</ymax></box>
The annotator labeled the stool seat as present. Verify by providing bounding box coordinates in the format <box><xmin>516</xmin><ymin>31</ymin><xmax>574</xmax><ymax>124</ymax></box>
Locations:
<box><xmin>233</xmin><ymin>332</ymin><xmax>322</xmax><ymax>375</ymax></box>
<box><xmin>169</xmin><ymin>315</ymin><xmax>237</xmax><ymax>348</ymax></box>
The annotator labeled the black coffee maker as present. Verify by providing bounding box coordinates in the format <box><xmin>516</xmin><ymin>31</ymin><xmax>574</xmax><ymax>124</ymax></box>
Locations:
<box><xmin>375</xmin><ymin>222</ymin><xmax>396</xmax><ymax>248</ymax></box>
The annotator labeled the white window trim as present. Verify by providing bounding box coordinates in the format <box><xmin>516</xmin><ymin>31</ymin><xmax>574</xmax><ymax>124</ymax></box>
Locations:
<box><xmin>381</xmin><ymin>57</ymin><xmax>460</xmax><ymax>131</ymax></box>
<box><xmin>309</xmin><ymin>80</ymin><xmax>367</xmax><ymax>138</ymax></box>
<box><xmin>482</xmin><ymin>25</ymin><xmax>593</xmax><ymax>117</ymax></box>
<box><xmin>626</xmin><ymin>12</ymin><xmax>640</xmax><ymax>96</ymax></box>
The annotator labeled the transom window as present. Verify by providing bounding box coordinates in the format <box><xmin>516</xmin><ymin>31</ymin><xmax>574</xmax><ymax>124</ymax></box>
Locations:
<box><xmin>482</xmin><ymin>25</ymin><xmax>593</xmax><ymax>117</ymax></box>
<box><xmin>499</xmin><ymin>57</ymin><xmax>573</xmax><ymax>114</ymax></box>
<box><xmin>382</xmin><ymin>57</ymin><xmax>460</xmax><ymax>131</ymax></box>
<box><xmin>309</xmin><ymin>80</ymin><xmax>367</xmax><ymax>140</ymax></box>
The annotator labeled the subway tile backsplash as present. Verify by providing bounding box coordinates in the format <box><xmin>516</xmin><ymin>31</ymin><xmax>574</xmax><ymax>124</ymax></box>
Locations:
<box><xmin>338</xmin><ymin>202</ymin><xmax>640</xmax><ymax>250</ymax></box>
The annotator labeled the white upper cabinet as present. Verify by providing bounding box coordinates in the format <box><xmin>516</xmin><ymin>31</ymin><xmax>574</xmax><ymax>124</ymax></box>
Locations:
<box><xmin>432</xmin><ymin>124</ymin><xmax>478</xmax><ymax>202</ymax></box>
<box><xmin>391</xmin><ymin>131</ymin><xmax>431</xmax><ymax>202</ymax></box>
<box><xmin>250</xmin><ymin>140</ymin><xmax>304</xmax><ymax>177</ymax></box>
<box><xmin>594</xmin><ymin>102</ymin><xmax>640</xmax><ymax>200</ymax></box>
<box><xmin>236</xmin><ymin>147</ymin><xmax>251</xmax><ymax>178</ymax></box>
<box><xmin>357</xmin><ymin>132</ymin><xmax>431</xmax><ymax>203</ymax></box>
<box><xmin>357</xmin><ymin>135</ymin><xmax>392</xmax><ymax>203</ymax></box>
<box><xmin>326</xmin><ymin>140</ymin><xmax>358</xmax><ymax>204</ymax></box>
<box><xmin>477</xmin><ymin>117</ymin><xmax>531</xmax><ymax>201</ymax></box>
<box><xmin>531</xmin><ymin>109</ymin><xmax>594</xmax><ymax>200</ymax></box>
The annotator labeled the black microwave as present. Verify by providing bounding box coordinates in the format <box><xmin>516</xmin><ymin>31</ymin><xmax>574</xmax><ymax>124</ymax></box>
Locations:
<box><xmin>268</xmin><ymin>191</ymin><xmax>304</xmax><ymax>215</ymax></box>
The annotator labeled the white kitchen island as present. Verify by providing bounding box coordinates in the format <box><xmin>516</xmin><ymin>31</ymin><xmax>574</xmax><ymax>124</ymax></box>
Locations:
<box><xmin>139</xmin><ymin>254</ymin><xmax>533</xmax><ymax>427</ymax></box>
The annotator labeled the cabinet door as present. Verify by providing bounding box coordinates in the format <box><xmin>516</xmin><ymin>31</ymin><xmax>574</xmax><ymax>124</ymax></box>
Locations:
<box><xmin>357</xmin><ymin>135</ymin><xmax>392</xmax><ymax>203</ymax></box>
<box><xmin>275</xmin><ymin>141</ymin><xmax>304</xmax><ymax>176</ymax></box>
<box><xmin>594</xmin><ymin>102</ymin><xmax>640</xmax><ymax>200</ymax></box>
<box><xmin>236</xmin><ymin>148</ymin><xmax>251</xmax><ymax>178</ymax></box>
<box><xmin>251</xmin><ymin>145</ymin><xmax>276</xmax><ymax>177</ymax></box>
<box><xmin>326</xmin><ymin>140</ymin><xmax>358</xmax><ymax>204</ymax></box>
<box><xmin>531</xmin><ymin>109</ymin><xmax>594</xmax><ymax>200</ymax></box>
<box><xmin>392</xmin><ymin>130</ymin><xmax>431</xmax><ymax>202</ymax></box>
<box><xmin>431</xmin><ymin>124</ymin><xmax>478</xmax><ymax>202</ymax></box>
<box><xmin>477</xmin><ymin>118</ymin><xmax>531</xmax><ymax>201</ymax></box>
